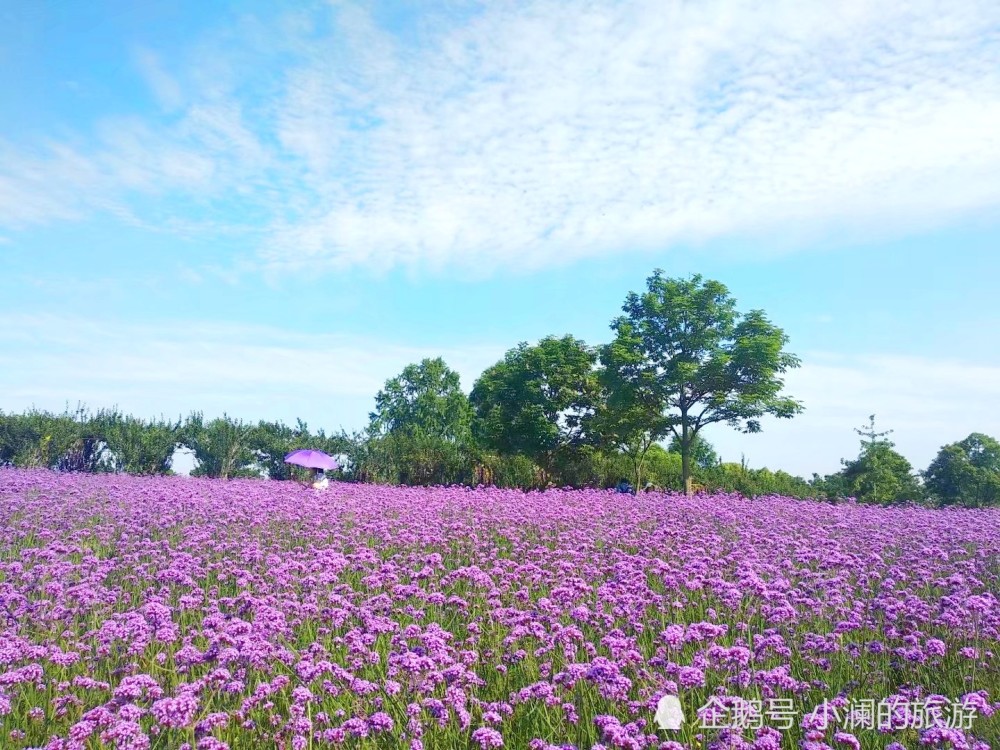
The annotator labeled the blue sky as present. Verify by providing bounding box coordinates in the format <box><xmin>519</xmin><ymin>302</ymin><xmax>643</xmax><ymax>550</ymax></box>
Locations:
<box><xmin>1</xmin><ymin>0</ymin><xmax>999</xmax><ymax>476</ymax></box>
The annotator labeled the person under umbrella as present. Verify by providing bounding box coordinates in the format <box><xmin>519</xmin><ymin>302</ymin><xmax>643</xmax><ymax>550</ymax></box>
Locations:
<box><xmin>284</xmin><ymin>449</ymin><xmax>339</xmax><ymax>490</ymax></box>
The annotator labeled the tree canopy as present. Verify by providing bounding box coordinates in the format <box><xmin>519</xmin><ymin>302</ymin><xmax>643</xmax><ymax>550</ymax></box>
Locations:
<box><xmin>370</xmin><ymin>357</ymin><xmax>473</xmax><ymax>442</ymax></box>
<box><xmin>605</xmin><ymin>271</ymin><xmax>802</xmax><ymax>493</ymax></box>
<box><xmin>839</xmin><ymin>415</ymin><xmax>922</xmax><ymax>505</ymax></box>
<box><xmin>924</xmin><ymin>433</ymin><xmax>1000</xmax><ymax>507</ymax></box>
<box><xmin>470</xmin><ymin>335</ymin><xmax>599</xmax><ymax>475</ymax></box>
<box><xmin>590</xmin><ymin>334</ymin><xmax>670</xmax><ymax>489</ymax></box>
<box><xmin>668</xmin><ymin>434</ymin><xmax>718</xmax><ymax>470</ymax></box>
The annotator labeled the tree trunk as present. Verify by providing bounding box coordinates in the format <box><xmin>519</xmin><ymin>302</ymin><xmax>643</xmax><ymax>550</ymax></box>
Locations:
<box><xmin>633</xmin><ymin>436</ymin><xmax>652</xmax><ymax>491</ymax></box>
<box><xmin>627</xmin><ymin>443</ymin><xmax>640</xmax><ymax>490</ymax></box>
<box><xmin>682</xmin><ymin>421</ymin><xmax>693</xmax><ymax>496</ymax></box>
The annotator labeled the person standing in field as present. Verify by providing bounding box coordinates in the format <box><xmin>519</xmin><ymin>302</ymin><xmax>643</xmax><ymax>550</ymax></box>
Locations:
<box><xmin>311</xmin><ymin>468</ymin><xmax>330</xmax><ymax>490</ymax></box>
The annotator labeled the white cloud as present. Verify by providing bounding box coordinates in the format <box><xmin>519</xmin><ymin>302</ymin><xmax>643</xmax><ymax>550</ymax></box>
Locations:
<box><xmin>1</xmin><ymin>0</ymin><xmax>998</xmax><ymax>273</ymax></box>
<box><xmin>257</xmin><ymin>0</ymin><xmax>1000</xmax><ymax>272</ymax></box>
<box><xmin>2</xmin><ymin>315</ymin><xmax>997</xmax><ymax>477</ymax></box>
<box><xmin>133</xmin><ymin>48</ymin><xmax>185</xmax><ymax>112</ymax></box>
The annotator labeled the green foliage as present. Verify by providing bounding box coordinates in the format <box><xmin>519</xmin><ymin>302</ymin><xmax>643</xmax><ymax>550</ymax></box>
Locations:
<box><xmin>347</xmin><ymin>358</ymin><xmax>473</xmax><ymax>486</ymax></box>
<box><xmin>353</xmin><ymin>429</ymin><xmax>473</xmax><ymax>486</ymax></box>
<box><xmin>607</xmin><ymin>271</ymin><xmax>802</xmax><ymax>493</ymax></box>
<box><xmin>668</xmin><ymin>433</ymin><xmax>718</xmax><ymax>470</ymax></box>
<box><xmin>358</xmin><ymin>358</ymin><xmax>478</xmax><ymax>486</ymax></box>
<box><xmin>246</xmin><ymin>419</ymin><xmax>301</xmax><ymax>481</ymax></box>
<box><xmin>471</xmin><ymin>335</ymin><xmax>600</xmax><ymax>474</ymax></box>
<box><xmin>0</xmin><ymin>411</ymin><xmax>32</xmax><ymax>467</ymax></box>
<box><xmin>486</xmin><ymin>453</ymin><xmax>541</xmax><ymax>489</ymax></box>
<box><xmin>251</xmin><ymin>421</ymin><xmax>358</xmax><ymax>482</ymax></box>
<box><xmin>9</xmin><ymin>270</ymin><xmax>997</xmax><ymax>497</ymax></box>
<box><xmin>839</xmin><ymin>415</ymin><xmax>923</xmax><ymax>505</ymax></box>
<box><xmin>923</xmin><ymin>433</ymin><xmax>1000</xmax><ymax>507</ymax></box>
<box><xmin>247</xmin><ymin>418</ymin><xmax>351</xmax><ymax>481</ymax></box>
<box><xmin>702</xmin><ymin>456</ymin><xmax>819</xmax><ymax>499</ymax></box>
<box><xmin>370</xmin><ymin>358</ymin><xmax>473</xmax><ymax>442</ymax></box>
<box><xmin>547</xmin><ymin>445</ymin><xmax>609</xmax><ymax>489</ymax></box>
<box><xmin>184</xmin><ymin>412</ymin><xmax>258</xmax><ymax>479</ymax></box>
<box><xmin>0</xmin><ymin>405</ymin><xmax>352</xmax><ymax>483</ymax></box>
<box><xmin>0</xmin><ymin>404</ymin><xmax>100</xmax><ymax>471</ymax></box>
<box><xmin>591</xmin><ymin>334</ymin><xmax>670</xmax><ymax>489</ymax></box>
<box><xmin>809</xmin><ymin>471</ymin><xmax>851</xmax><ymax>500</ymax></box>
<box><xmin>641</xmin><ymin>444</ymin><xmax>684</xmax><ymax>490</ymax></box>
<box><xmin>94</xmin><ymin>409</ymin><xmax>180</xmax><ymax>475</ymax></box>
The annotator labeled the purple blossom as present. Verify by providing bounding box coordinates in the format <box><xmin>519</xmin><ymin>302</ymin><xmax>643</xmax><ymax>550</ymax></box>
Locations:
<box><xmin>678</xmin><ymin>666</ymin><xmax>706</xmax><ymax>688</ymax></box>
<box><xmin>368</xmin><ymin>712</ymin><xmax>395</xmax><ymax>732</ymax></box>
<box><xmin>0</xmin><ymin>470</ymin><xmax>998</xmax><ymax>750</ymax></box>
<box><xmin>472</xmin><ymin>727</ymin><xmax>505</xmax><ymax>748</ymax></box>
<box><xmin>151</xmin><ymin>693</ymin><xmax>198</xmax><ymax>729</ymax></box>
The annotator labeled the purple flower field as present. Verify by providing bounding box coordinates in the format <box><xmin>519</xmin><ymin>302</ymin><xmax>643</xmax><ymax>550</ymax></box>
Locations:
<box><xmin>0</xmin><ymin>469</ymin><xmax>998</xmax><ymax>750</ymax></box>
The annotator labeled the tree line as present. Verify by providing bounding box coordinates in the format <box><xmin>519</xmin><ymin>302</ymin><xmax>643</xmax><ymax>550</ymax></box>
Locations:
<box><xmin>2</xmin><ymin>271</ymin><xmax>997</xmax><ymax>507</ymax></box>
<box><xmin>0</xmin><ymin>405</ymin><xmax>351</xmax><ymax>481</ymax></box>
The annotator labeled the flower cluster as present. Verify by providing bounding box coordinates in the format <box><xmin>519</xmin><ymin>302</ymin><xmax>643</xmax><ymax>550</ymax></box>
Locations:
<box><xmin>0</xmin><ymin>468</ymin><xmax>997</xmax><ymax>749</ymax></box>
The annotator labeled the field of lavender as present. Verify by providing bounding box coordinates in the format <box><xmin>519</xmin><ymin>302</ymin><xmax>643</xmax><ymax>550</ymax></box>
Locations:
<box><xmin>0</xmin><ymin>469</ymin><xmax>997</xmax><ymax>750</ymax></box>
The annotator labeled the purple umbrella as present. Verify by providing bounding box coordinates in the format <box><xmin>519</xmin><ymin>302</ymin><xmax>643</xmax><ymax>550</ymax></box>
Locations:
<box><xmin>284</xmin><ymin>449</ymin><xmax>339</xmax><ymax>471</ymax></box>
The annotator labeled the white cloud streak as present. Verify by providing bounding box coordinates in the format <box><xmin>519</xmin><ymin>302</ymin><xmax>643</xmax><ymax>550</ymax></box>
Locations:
<box><xmin>133</xmin><ymin>48</ymin><xmax>185</xmax><ymax>113</ymax></box>
<box><xmin>0</xmin><ymin>0</ymin><xmax>997</xmax><ymax>273</ymax></box>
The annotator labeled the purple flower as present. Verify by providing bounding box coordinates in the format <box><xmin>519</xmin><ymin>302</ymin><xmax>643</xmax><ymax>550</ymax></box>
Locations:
<box><xmin>151</xmin><ymin>693</ymin><xmax>198</xmax><ymax>729</ymax></box>
<box><xmin>368</xmin><ymin>712</ymin><xmax>395</xmax><ymax>732</ymax></box>
<box><xmin>472</xmin><ymin>727</ymin><xmax>505</xmax><ymax>748</ymax></box>
<box><xmin>341</xmin><ymin>718</ymin><xmax>369</xmax><ymax>738</ymax></box>
<box><xmin>926</xmin><ymin>638</ymin><xmax>947</xmax><ymax>657</ymax></box>
<box><xmin>833</xmin><ymin>732</ymin><xmax>861</xmax><ymax>750</ymax></box>
<box><xmin>677</xmin><ymin>667</ymin><xmax>705</xmax><ymax>688</ymax></box>
<box><xmin>3</xmin><ymin>471</ymin><xmax>1000</xmax><ymax>750</ymax></box>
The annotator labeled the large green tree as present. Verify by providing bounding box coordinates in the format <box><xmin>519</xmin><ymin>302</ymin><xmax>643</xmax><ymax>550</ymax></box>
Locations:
<box><xmin>470</xmin><ymin>335</ymin><xmax>599</xmax><ymax>477</ymax></box>
<box><xmin>363</xmin><ymin>359</ymin><xmax>476</xmax><ymax>486</ymax></box>
<box><xmin>591</xmin><ymin>334</ymin><xmax>670</xmax><ymax>489</ymax></box>
<box><xmin>370</xmin><ymin>358</ymin><xmax>473</xmax><ymax>442</ymax></box>
<box><xmin>923</xmin><ymin>433</ymin><xmax>1000</xmax><ymax>507</ymax></box>
<box><xmin>840</xmin><ymin>415</ymin><xmax>922</xmax><ymax>505</ymax></box>
<box><xmin>606</xmin><ymin>271</ymin><xmax>802</xmax><ymax>494</ymax></box>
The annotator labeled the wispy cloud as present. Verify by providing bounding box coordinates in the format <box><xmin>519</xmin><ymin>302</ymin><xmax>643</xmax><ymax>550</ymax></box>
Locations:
<box><xmin>1</xmin><ymin>0</ymin><xmax>998</xmax><ymax>274</ymax></box>
<box><xmin>133</xmin><ymin>48</ymin><xmax>185</xmax><ymax>112</ymax></box>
